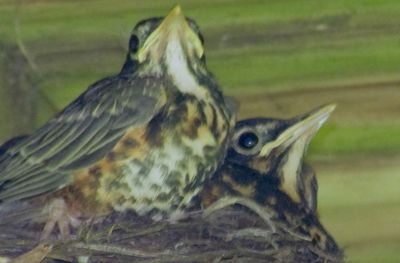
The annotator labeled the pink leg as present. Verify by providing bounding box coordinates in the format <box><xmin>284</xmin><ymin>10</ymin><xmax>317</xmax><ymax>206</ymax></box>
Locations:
<box><xmin>40</xmin><ymin>198</ymin><xmax>73</xmax><ymax>240</ymax></box>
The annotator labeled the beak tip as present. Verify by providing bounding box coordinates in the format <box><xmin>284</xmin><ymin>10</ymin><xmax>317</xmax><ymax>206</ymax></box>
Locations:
<box><xmin>329</xmin><ymin>103</ymin><xmax>337</xmax><ymax>110</ymax></box>
<box><xmin>314</xmin><ymin>103</ymin><xmax>336</xmax><ymax>117</ymax></box>
<box><xmin>171</xmin><ymin>4</ymin><xmax>183</xmax><ymax>16</ymax></box>
<box><xmin>325</xmin><ymin>103</ymin><xmax>337</xmax><ymax>115</ymax></box>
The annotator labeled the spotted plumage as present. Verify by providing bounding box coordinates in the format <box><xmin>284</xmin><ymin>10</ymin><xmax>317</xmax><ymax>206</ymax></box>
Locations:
<box><xmin>0</xmin><ymin>5</ymin><xmax>234</xmax><ymax>236</ymax></box>
<box><xmin>195</xmin><ymin>104</ymin><xmax>341</xmax><ymax>255</ymax></box>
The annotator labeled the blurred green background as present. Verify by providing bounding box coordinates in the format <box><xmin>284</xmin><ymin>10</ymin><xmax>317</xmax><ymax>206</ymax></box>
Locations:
<box><xmin>0</xmin><ymin>0</ymin><xmax>399</xmax><ymax>262</ymax></box>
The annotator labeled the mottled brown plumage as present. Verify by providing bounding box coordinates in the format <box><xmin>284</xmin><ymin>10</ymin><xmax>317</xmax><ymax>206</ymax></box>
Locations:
<box><xmin>0</xmin><ymin>6</ymin><xmax>234</xmax><ymax>237</ymax></box>
<box><xmin>195</xmin><ymin>104</ymin><xmax>341</xmax><ymax>256</ymax></box>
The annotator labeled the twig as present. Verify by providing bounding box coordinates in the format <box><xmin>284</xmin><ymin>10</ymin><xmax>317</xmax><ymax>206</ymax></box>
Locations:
<box><xmin>11</xmin><ymin>244</ymin><xmax>52</xmax><ymax>263</ymax></box>
<box><xmin>70</xmin><ymin>243</ymin><xmax>173</xmax><ymax>258</ymax></box>
<box><xmin>135</xmin><ymin>249</ymin><xmax>255</xmax><ymax>263</ymax></box>
<box><xmin>225</xmin><ymin>227</ymin><xmax>274</xmax><ymax>241</ymax></box>
<box><xmin>308</xmin><ymin>245</ymin><xmax>343</xmax><ymax>262</ymax></box>
<box><xmin>203</xmin><ymin>196</ymin><xmax>277</xmax><ymax>232</ymax></box>
<box><xmin>273</xmin><ymin>221</ymin><xmax>313</xmax><ymax>242</ymax></box>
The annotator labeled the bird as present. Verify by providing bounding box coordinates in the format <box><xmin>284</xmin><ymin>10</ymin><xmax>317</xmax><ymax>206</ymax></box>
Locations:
<box><xmin>0</xmin><ymin>5</ymin><xmax>235</xmax><ymax>239</ymax></box>
<box><xmin>195</xmin><ymin>104</ymin><xmax>341</xmax><ymax>255</ymax></box>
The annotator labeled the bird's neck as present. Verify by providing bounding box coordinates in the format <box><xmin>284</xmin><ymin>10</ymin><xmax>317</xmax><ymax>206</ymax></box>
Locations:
<box><xmin>164</xmin><ymin>39</ymin><xmax>208</xmax><ymax>99</ymax></box>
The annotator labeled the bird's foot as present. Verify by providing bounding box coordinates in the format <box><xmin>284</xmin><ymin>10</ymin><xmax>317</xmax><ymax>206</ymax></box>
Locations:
<box><xmin>40</xmin><ymin>198</ymin><xmax>81</xmax><ymax>241</ymax></box>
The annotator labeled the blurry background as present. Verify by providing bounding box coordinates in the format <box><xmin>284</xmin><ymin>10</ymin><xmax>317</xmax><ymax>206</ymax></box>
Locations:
<box><xmin>0</xmin><ymin>0</ymin><xmax>399</xmax><ymax>262</ymax></box>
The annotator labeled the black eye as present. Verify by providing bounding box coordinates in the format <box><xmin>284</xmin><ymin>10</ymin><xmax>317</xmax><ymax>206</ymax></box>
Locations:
<box><xmin>238</xmin><ymin>132</ymin><xmax>259</xmax><ymax>150</ymax></box>
<box><xmin>129</xmin><ymin>35</ymin><xmax>139</xmax><ymax>53</ymax></box>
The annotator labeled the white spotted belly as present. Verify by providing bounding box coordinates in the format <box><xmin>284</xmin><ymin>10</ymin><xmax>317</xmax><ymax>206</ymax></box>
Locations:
<box><xmin>112</xmin><ymin>133</ymin><xmax>219</xmax><ymax>215</ymax></box>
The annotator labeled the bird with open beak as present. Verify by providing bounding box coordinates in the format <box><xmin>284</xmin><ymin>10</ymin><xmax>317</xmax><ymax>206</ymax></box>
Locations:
<box><xmin>0</xmin><ymin>5</ymin><xmax>234</xmax><ymax>239</ymax></box>
<box><xmin>196</xmin><ymin>104</ymin><xmax>342</xmax><ymax>255</ymax></box>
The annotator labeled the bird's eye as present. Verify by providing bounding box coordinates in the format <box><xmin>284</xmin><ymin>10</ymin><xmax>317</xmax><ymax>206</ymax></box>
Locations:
<box><xmin>238</xmin><ymin>132</ymin><xmax>259</xmax><ymax>150</ymax></box>
<box><xmin>129</xmin><ymin>35</ymin><xmax>139</xmax><ymax>53</ymax></box>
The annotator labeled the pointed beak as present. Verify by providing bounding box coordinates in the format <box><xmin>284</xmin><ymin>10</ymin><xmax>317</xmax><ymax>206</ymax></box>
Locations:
<box><xmin>260</xmin><ymin>104</ymin><xmax>336</xmax><ymax>156</ymax></box>
<box><xmin>137</xmin><ymin>5</ymin><xmax>204</xmax><ymax>62</ymax></box>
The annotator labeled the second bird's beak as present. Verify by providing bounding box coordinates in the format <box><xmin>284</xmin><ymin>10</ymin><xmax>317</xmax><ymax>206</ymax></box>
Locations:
<box><xmin>137</xmin><ymin>5</ymin><xmax>204</xmax><ymax>63</ymax></box>
<box><xmin>260</xmin><ymin>104</ymin><xmax>336</xmax><ymax>157</ymax></box>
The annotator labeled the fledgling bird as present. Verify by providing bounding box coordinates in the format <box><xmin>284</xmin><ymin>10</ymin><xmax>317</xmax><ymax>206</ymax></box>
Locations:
<box><xmin>0</xmin><ymin>5</ymin><xmax>234</xmax><ymax>238</ymax></box>
<box><xmin>196</xmin><ymin>104</ymin><xmax>341</xmax><ymax>255</ymax></box>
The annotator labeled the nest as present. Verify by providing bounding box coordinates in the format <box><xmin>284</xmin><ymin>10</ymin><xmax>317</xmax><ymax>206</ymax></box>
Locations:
<box><xmin>0</xmin><ymin>197</ymin><xmax>343</xmax><ymax>263</ymax></box>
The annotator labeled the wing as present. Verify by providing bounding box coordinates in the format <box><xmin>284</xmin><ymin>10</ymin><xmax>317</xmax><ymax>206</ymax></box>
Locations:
<box><xmin>0</xmin><ymin>136</ymin><xmax>29</xmax><ymax>156</ymax></box>
<box><xmin>0</xmin><ymin>75</ymin><xmax>167</xmax><ymax>202</ymax></box>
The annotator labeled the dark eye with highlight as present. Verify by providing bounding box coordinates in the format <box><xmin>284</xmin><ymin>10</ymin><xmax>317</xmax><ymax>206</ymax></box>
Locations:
<box><xmin>129</xmin><ymin>35</ymin><xmax>139</xmax><ymax>53</ymax></box>
<box><xmin>238</xmin><ymin>132</ymin><xmax>259</xmax><ymax>150</ymax></box>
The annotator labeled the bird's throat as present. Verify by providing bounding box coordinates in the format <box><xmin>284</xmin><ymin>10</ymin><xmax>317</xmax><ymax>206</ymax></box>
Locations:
<box><xmin>165</xmin><ymin>39</ymin><xmax>207</xmax><ymax>98</ymax></box>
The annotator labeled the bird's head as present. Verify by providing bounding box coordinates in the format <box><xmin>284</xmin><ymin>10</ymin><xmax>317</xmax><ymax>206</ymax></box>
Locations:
<box><xmin>121</xmin><ymin>5</ymin><xmax>206</xmax><ymax>76</ymax></box>
<box><xmin>226</xmin><ymin>104</ymin><xmax>336</xmax><ymax>211</ymax></box>
<box><xmin>213</xmin><ymin>104</ymin><xmax>340</xmax><ymax>254</ymax></box>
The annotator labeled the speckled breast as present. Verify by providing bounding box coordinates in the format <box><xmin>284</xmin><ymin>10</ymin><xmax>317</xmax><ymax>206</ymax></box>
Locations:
<box><xmin>75</xmin><ymin>95</ymin><xmax>232</xmax><ymax>215</ymax></box>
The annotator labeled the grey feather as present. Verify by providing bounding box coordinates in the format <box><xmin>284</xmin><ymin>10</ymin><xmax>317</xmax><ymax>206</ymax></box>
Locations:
<box><xmin>0</xmin><ymin>171</ymin><xmax>69</xmax><ymax>202</ymax></box>
<box><xmin>0</xmin><ymin>75</ymin><xmax>165</xmax><ymax>202</ymax></box>
<box><xmin>62</xmin><ymin>137</ymin><xmax>122</xmax><ymax>171</ymax></box>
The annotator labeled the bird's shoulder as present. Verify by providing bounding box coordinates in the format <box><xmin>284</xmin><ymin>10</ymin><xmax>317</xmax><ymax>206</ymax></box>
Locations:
<box><xmin>56</xmin><ymin>73</ymin><xmax>167</xmax><ymax>122</ymax></box>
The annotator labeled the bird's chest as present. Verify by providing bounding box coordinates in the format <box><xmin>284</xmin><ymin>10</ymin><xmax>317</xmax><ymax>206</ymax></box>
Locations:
<box><xmin>94</xmin><ymin>98</ymin><xmax>230</xmax><ymax>214</ymax></box>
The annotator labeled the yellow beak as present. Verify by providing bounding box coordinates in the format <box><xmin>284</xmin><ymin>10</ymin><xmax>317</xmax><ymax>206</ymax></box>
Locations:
<box><xmin>137</xmin><ymin>5</ymin><xmax>204</xmax><ymax>62</ymax></box>
<box><xmin>260</xmin><ymin>103</ymin><xmax>336</xmax><ymax>156</ymax></box>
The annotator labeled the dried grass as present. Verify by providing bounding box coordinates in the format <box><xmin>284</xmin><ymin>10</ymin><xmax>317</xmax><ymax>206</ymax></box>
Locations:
<box><xmin>0</xmin><ymin>197</ymin><xmax>343</xmax><ymax>263</ymax></box>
